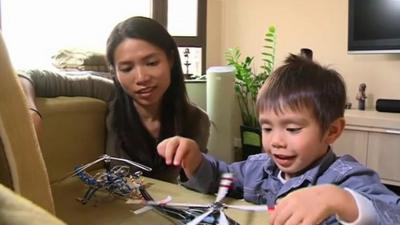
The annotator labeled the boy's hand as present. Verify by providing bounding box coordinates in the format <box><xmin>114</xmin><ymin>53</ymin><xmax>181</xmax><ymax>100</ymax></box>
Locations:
<box><xmin>269</xmin><ymin>184</ymin><xmax>357</xmax><ymax>225</ymax></box>
<box><xmin>157</xmin><ymin>136</ymin><xmax>203</xmax><ymax>178</ymax></box>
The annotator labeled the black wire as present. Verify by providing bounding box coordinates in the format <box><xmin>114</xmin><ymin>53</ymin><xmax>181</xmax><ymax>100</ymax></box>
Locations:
<box><xmin>138</xmin><ymin>186</ymin><xmax>241</xmax><ymax>225</ymax></box>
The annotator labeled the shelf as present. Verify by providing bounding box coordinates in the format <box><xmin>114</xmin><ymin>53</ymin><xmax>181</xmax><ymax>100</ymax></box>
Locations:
<box><xmin>344</xmin><ymin>109</ymin><xmax>400</xmax><ymax>130</ymax></box>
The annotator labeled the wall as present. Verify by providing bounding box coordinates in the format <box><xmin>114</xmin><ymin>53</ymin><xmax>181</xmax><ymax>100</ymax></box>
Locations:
<box><xmin>207</xmin><ymin>0</ymin><xmax>400</xmax><ymax>109</ymax></box>
<box><xmin>206</xmin><ymin>0</ymin><xmax>400</xmax><ymax>159</ymax></box>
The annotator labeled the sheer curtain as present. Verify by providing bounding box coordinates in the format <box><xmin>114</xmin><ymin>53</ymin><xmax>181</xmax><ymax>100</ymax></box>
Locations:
<box><xmin>1</xmin><ymin>0</ymin><xmax>151</xmax><ymax>69</ymax></box>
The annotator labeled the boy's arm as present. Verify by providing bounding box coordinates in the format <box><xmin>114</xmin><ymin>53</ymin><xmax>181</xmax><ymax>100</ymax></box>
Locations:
<box><xmin>270</xmin><ymin>184</ymin><xmax>360</xmax><ymax>225</ymax></box>
<box><xmin>336</xmin><ymin>161</ymin><xmax>400</xmax><ymax>224</ymax></box>
<box><xmin>157</xmin><ymin>136</ymin><xmax>203</xmax><ymax>178</ymax></box>
<box><xmin>180</xmin><ymin>154</ymin><xmax>219</xmax><ymax>194</ymax></box>
<box><xmin>270</xmin><ymin>164</ymin><xmax>400</xmax><ymax>225</ymax></box>
<box><xmin>157</xmin><ymin>136</ymin><xmax>245</xmax><ymax>196</ymax></box>
<box><xmin>337</xmin><ymin>188</ymin><xmax>377</xmax><ymax>225</ymax></box>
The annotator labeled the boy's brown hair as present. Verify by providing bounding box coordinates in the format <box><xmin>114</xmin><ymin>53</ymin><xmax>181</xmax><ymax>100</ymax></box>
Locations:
<box><xmin>256</xmin><ymin>54</ymin><xmax>346</xmax><ymax>133</ymax></box>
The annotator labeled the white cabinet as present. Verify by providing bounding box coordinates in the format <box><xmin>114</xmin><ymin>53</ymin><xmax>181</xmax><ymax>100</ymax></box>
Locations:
<box><xmin>332</xmin><ymin>110</ymin><xmax>400</xmax><ymax>186</ymax></box>
<box><xmin>333</xmin><ymin>128</ymin><xmax>368</xmax><ymax>165</ymax></box>
<box><xmin>368</xmin><ymin>132</ymin><xmax>400</xmax><ymax>186</ymax></box>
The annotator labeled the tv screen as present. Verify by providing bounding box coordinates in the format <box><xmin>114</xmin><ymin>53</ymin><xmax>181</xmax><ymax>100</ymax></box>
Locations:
<box><xmin>348</xmin><ymin>0</ymin><xmax>400</xmax><ymax>53</ymax></box>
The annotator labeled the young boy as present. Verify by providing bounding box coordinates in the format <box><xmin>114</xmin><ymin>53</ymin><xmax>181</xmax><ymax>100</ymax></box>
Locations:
<box><xmin>157</xmin><ymin>54</ymin><xmax>400</xmax><ymax>224</ymax></box>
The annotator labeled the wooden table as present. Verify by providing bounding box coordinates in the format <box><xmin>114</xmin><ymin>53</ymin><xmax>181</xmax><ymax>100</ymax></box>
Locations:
<box><xmin>52</xmin><ymin>176</ymin><xmax>270</xmax><ymax>225</ymax></box>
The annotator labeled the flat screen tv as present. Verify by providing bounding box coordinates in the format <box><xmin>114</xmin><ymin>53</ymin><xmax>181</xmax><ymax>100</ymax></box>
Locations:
<box><xmin>348</xmin><ymin>0</ymin><xmax>400</xmax><ymax>54</ymax></box>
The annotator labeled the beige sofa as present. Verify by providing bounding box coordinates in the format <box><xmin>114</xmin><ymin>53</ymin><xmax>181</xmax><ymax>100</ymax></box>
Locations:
<box><xmin>35</xmin><ymin>97</ymin><xmax>142</xmax><ymax>225</ymax></box>
<box><xmin>36</xmin><ymin>96</ymin><xmax>107</xmax><ymax>184</ymax></box>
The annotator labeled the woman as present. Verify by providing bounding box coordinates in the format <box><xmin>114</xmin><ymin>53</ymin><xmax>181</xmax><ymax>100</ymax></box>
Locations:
<box><xmin>19</xmin><ymin>16</ymin><xmax>210</xmax><ymax>183</ymax></box>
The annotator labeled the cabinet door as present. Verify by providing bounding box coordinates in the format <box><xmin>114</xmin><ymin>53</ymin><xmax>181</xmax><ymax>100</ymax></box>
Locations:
<box><xmin>332</xmin><ymin>129</ymin><xmax>368</xmax><ymax>165</ymax></box>
<box><xmin>368</xmin><ymin>132</ymin><xmax>400</xmax><ymax>185</ymax></box>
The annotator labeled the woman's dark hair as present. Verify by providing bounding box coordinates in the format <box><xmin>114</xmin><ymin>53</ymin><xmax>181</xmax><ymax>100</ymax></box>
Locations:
<box><xmin>257</xmin><ymin>54</ymin><xmax>346</xmax><ymax>134</ymax></box>
<box><xmin>106</xmin><ymin>16</ymin><xmax>191</xmax><ymax>169</ymax></box>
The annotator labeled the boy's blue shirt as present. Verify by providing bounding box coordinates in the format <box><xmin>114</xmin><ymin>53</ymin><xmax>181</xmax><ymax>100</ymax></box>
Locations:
<box><xmin>182</xmin><ymin>148</ymin><xmax>400</xmax><ymax>225</ymax></box>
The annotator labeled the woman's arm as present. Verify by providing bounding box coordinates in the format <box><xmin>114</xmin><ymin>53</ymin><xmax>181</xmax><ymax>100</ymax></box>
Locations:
<box><xmin>19</xmin><ymin>70</ymin><xmax>115</xmax><ymax>102</ymax></box>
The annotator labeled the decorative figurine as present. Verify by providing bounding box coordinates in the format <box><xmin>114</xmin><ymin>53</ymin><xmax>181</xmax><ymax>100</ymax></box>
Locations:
<box><xmin>356</xmin><ymin>83</ymin><xmax>367</xmax><ymax>110</ymax></box>
<box><xmin>183</xmin><ymin>48</ymin><xmax>193</xmax><ymax>79</ymax></box>
<box><xmin>300</xmin><ymin>48</ymin><xmax>313</xmax><ymax>60</ymax></box>
<box><xmin>345</xmin><ymin>102</ymin><xmax>352</xmax><ymax>109</ymax></box>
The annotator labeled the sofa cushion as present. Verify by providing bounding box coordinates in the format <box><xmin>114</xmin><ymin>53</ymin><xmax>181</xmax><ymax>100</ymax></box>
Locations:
<box><xmin>36</xmin><ymin>97</ymin><xmax>107</xmax><ymax>183</ymax></box>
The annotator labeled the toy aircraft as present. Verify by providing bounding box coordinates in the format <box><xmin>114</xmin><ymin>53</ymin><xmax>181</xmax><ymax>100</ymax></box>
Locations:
<box><xmin>64</xmin><ymin>154</ymin><xmax>152</xmax><ymax>204</ymax></box>
<box><xmin>135</xmin><ymin>173</ymin><xmax>270</xmax><ymax>225</ymax></box>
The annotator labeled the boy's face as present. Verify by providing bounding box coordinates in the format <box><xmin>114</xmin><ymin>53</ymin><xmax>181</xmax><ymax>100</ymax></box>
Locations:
<box><xmin>259</xmin><ymin>107</ymin><xmax>330</xmax><ymax>180</ymax></box>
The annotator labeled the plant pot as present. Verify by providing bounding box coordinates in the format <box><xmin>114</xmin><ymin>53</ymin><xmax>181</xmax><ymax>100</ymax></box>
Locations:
<box><xmin>240</xmin><ymin>125</ymin><xmax>262</xmax><ymax>160</ymax></box>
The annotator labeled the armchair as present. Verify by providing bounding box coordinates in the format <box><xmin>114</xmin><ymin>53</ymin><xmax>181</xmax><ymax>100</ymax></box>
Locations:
<box><xmin>0</xmin><ymin>32</ymin><xmax>54</xmax><ymax>213</ymax></box>
<box><xmin>0</xmin><ymin>31</ymin><xmax>62</xmax><ymax>224</ymax></box>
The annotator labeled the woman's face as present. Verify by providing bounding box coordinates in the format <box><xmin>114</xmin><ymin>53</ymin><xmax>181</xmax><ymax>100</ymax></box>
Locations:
<box><xmin>114</xmin><ymin>38</ymin><xmax>172</xmax><ymax>110</ymax></box>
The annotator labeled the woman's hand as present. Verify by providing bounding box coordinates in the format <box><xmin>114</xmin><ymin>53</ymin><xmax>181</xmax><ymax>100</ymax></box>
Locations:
<box><xmin>269</xmin><ymin>184</ymin><xmax>358</xmax><ymax>225</ymax></box>
<box><xmin>157</xmin><ymin>136</ymin><xmax>203</xmax><ymax>178</ymax></box>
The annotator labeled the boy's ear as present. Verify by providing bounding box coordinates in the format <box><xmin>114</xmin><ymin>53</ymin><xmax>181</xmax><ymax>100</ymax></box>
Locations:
<box><xmin>324</xmin><ymin>117</ymin><xmax>346</xmax><ymax>144</ymax></box>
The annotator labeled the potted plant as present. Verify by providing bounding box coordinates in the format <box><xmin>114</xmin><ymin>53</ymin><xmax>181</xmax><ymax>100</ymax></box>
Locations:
<box><xmin>225</xmin><ymin>26</ymin><xmax>277</xmax><ymax>159</ymax></box>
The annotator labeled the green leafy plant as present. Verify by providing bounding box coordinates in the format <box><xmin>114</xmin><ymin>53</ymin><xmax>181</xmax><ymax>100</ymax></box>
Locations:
<box><xmin>225</xmin><ymin>26</ymin><xmax>277</xmax><ymax>128</ymax></box>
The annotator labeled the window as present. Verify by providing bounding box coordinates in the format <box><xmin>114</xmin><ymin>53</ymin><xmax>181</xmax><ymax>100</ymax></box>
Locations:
<box><xmin>0</xmin><ymin>0</ymin><xmax>152</xmax><ymax>69</ymax></box>
<box><xmin>168</xmin><ymin>0</ymin><xmax>198</xmax><ymax>36</ymax></box>
<box><xmin>154</xmin><ymin>0</ymin><xmax>207</xmax><ymax>75</ymax></box>
<box><xmin>0</xmin><ymin>0</ymin><xmax>206</xmax><ymax>75</ymax></box>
